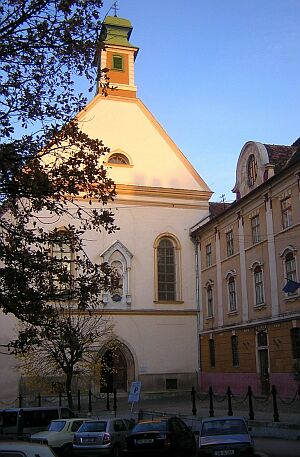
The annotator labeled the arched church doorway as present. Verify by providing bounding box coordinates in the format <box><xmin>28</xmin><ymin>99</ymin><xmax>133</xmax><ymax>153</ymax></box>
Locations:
<box><xmin>100</xmin><ymin>342</ymin><xmax>135</xmax><ymax>393</ymax></box>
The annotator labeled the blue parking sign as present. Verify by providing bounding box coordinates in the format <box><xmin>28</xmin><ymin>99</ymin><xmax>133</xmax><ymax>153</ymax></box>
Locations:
<box><xmin>128</xmin><ymin>381</ymin><xmax>142</xmax><ymax>403</ymax></box>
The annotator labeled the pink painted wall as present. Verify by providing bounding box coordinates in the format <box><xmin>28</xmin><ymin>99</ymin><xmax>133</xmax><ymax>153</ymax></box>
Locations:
<box><xmin>199</xmin><ymin>372</ymin><xmax>299</xmax><ymax>398</ymax></box>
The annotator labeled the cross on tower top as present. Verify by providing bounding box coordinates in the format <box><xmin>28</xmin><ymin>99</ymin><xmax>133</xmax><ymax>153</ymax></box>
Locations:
<box><xmin>112</xmin><ymin>1</ymin><xmax>119</xmax><ymax>17</ymax></box>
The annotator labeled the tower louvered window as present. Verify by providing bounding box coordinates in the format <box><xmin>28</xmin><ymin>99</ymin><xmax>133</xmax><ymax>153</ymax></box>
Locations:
<box><xmin>112</xmin><ymin>54</ymin><xmax>124</xmax><ymax>71</ymax></box>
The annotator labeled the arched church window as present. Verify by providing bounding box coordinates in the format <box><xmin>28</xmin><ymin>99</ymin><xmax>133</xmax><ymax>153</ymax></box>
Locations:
<box><xmin>154</xmin><ymin>234</ymin><xmax>182</xmax><ymax>303</ymax></box>
<box><xmin>158</xmin><ymin>238</ymin><xmax>175</xmax><ymax>301</ymax></box>
<box><xmin>108</xmin><ymin>153</ymin><xmax>129</xmax><ymax>165</ymax></box>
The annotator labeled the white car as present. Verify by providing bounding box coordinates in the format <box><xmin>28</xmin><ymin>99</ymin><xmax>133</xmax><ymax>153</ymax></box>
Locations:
<box><xmin>0</xmin><ymin>441</ymin><xmax>57</xmax><ymax>457</ymax></box>
<box><xmin>31</xmin><ymin>418</ymin><xmax>87</xmax><ymax>456</ymax></box>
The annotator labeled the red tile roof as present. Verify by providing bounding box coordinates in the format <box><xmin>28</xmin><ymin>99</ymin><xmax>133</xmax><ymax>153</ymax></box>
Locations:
<box><xmin>209</xmin><ymin>202</ymin><xmax>232</xmax><ymax>218</ymax></box>
<box><xmin>264</xmin><ymin>144</ymin><xmax>297</xmax><ymax>173</ymax></box>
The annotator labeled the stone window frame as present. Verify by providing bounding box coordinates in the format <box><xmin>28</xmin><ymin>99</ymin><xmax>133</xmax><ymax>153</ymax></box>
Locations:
<box><xmin>250</xmin><ymin>261</ymin><xmax>265</xmax><ymax>307</ymax></box>
<box><xmin>100</xmin><ymin>240</ymin><xmax>133</xmax><ymax>307</ymax></box>
<box><xmin>204</xmin><ymin>280</ymin><xmax>214</xmax><ymax>318</ymax></box>
<box><xmin>280</xmin><ymin>246</ymin><xmax>299</xmax><ymax>298</ymax></box>
<box><xmin>225</xmin><ymin>270</ymin><xmax>237</xmax><ymax>313</ymax></box>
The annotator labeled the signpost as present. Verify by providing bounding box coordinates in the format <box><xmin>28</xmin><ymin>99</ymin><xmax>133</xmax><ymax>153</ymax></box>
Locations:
<box><xmin>128</xmin><ymin>381</ymin><xmax>141</xmax><ymax>412</ymax></box>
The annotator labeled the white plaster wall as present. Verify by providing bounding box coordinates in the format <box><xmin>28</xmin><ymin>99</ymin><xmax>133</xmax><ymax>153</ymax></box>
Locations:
<box><xmin>79</xmin><ymin>97</ymin><xmax>209</xmax><ymax>192</ymax></box>
<box><xmin>83</xmin><ymin>203</ymin><xmax>205</xmax><ymax>309</ymax></box>
<box><xmin>0</xmin><ymin>312</ymin><xmax>19</xmax><ymax>404</ymax></box>
<box><xmin>112</xmin><ymin>314</ymin><xmax>198</xmax><ymax>375</ymax></box>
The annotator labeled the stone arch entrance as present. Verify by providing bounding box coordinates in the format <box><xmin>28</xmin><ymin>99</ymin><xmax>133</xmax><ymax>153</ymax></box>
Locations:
<box><xmin>100</xmin><ymin>341</ymin><xmax>135</xmax><ymax>393</ymax></box>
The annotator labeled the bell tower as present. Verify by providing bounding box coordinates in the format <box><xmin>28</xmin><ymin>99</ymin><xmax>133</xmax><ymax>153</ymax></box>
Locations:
<box><xmin>98</xmin><ymin>15</ymin><xmax>139</xmax><ymax>98</ymax></box>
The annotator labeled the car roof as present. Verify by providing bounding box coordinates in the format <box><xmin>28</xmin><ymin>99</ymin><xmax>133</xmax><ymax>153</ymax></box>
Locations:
<box><xmin>137</xmin><ymin>417</ymin><xmax>169</xmax><ymax>424</ymax></box>
<box><xmin>1</xmin><ymin>407</ymin><xmax>68</xmax><ymax>412</ymax></box>
<box><xmin>201</xmin><ymin>416</ymin><xmax>247</xmax><ymax>423</ymax></box>
<box><xmin>50</xmin><ymin>417</ymin><xmax>86</xmax><ymax>422</ymax></box>
<box><xmin>0</xmin><ymin>441</ymin><xmax>52</xmax><ymax>450</ymax></box>
<box><xmin>80</xmin><ymin>419</ymin><xmax>108</xmax><ymax>422</ymax></box>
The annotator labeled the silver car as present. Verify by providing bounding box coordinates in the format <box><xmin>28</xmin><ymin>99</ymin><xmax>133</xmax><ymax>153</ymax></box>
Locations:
<box><xmin>198</xmin><ymin>416</ymin><xmax>254</xmax><ymax>456</ymax></box>
<box><xmin>0</xmin><ymin>441</ymin><xmax>57</xmax><ymax>457</ymax></box>
<box><xmin>73</xmin><ymin>418</ymin><xmax>135</xmax><ymax>457</ymax></box>
<box><xmin>31</xmin><ymin>418</ymin><xmax>87</xmax><ymax>456</ymax></box>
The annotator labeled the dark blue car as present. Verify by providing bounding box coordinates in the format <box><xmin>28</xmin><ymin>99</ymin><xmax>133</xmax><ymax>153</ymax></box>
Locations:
<box><xmin>198</xmin><ymin>416</ymin><xmax>254</xmax><ymax>456</ymax></box>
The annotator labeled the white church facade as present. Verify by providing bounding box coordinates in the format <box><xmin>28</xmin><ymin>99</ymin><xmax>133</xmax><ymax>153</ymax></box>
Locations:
<box><xmin>0</xmin><ymin>15</ymin><xmax>212</xmax><ymax>401</ymax></box>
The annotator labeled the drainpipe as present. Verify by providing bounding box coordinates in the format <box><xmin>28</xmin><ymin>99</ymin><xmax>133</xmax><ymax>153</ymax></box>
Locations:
<box><xmin>192</xmin><ymin>237</ymin><xmax>202</xmax><ymax>389</ymax></box>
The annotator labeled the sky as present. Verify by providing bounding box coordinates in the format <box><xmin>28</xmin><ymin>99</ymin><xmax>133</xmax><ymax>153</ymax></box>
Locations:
<box><xmin>99</xmin><ymin>0</ymin><xmax>300</xmax><ymax>202</ymax></box>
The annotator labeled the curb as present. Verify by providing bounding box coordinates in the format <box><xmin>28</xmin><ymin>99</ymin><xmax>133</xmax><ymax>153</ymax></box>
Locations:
<box><xmin>250</xmin><ymin>420</ymin><xmax>300</xmax><ymax>441</ymax></box>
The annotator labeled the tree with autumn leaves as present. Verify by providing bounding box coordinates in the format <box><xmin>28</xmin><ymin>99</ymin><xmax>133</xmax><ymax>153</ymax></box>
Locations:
<box><xmin>0</xmin><ymin>0</ymin><xmax>119</xmax><ymax>406</ymax></box>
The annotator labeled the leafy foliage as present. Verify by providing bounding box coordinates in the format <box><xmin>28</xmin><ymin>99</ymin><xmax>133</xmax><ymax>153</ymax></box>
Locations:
<box><xmin>0</xmin><ymin>1</ymin><xmax>119</xmax><ymax>401</ymax></box>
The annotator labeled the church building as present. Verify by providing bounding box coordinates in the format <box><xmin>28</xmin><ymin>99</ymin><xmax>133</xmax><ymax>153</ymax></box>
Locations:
<box><xmin>0</xmin><ymin>15</ymin><xmax>212</xmax><ymax>400</ymax></box>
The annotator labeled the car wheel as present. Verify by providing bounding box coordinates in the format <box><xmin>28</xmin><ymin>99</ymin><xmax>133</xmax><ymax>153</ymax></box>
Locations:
<box><xmin>111</xmin><ymin>444</ymin><xmax>121</xmax><ymax>457</ymax></box>
<box><xmin>60</xmin><ymin>443</ymin><xmax>73</xmax><ymax>457</ymax></box>
<box><xmin>190</xmin><ymin>441</ymin><xmax>197</xmax><ymax>457</ymax></box>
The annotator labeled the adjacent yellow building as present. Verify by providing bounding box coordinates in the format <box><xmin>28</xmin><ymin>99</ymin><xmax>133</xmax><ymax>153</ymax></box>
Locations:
<box><xmin>191</xmin><ymin>140</ymin><xmax>300</xmax><ymax>397</ymax></box>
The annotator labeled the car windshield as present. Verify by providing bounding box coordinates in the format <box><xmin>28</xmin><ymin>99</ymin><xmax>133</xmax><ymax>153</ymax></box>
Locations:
<box><xmin>48</xmin><ymin>421</ymin><xmax>66</xmax><ymax>432</ymax></box>
<box><xmin>133</xmin><ymin>421</ymin><xmax>167</xmax><ymax>432</ymax></box>
<box><xmin>79</xmin><ymin>421</ymin><xmax>107</xmax><ymax>433</ymax></box>
<box><xmin>201</xmin><ymin>419</ymin><xmax>247</xmax><ymax>436</ymax></box>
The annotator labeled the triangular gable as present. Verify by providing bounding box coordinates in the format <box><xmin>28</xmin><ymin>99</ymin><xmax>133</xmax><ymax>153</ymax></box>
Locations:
<box><xmin>77</xmin><ymin>95</ymin><xmax>212</xmax><ymax>195</ymax></box>
<box><xmin>100</xmin><ymin>240</ymin><xmax>133</xmax><ymax>263</ymax></box>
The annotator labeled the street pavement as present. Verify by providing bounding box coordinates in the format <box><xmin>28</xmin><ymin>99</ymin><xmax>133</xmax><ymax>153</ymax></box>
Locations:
<box><xmin>85</xmin><ymin>390</ymin><xmax>300</xmax><ymax>440</ymax></box>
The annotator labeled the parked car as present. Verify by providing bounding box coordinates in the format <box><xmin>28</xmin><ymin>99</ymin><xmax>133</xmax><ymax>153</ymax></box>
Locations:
<box><xmin>124</xmin><ymin>416</ymin><xmax>196</xmax><ymax>456</ymax></box>
<box><xmin>198</xmin><ymin>416</ymin><xmax>254</xmax><ymax>456</ymax></box>
<box><xmin>73</xmin><ymin>417</ymin><xmax>135</xmax><ymax>457</ymax></box>
<box><xmin>0</xmin><ymin>407</ymin><xmax>76</xmax><ymax>438</ymax></box>
<box><xmin>31</xmin><ymin>418</ymin><xmax>87</xmax><ymax>456</ymax></box>
<box><xmin>0</xmin><ymin>441</ymin><xmax>58</xmax><ymax>457</ymax></box>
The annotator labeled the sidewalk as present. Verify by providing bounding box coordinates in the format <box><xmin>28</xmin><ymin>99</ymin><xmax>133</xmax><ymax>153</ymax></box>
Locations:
<box><xmin>87</xmin><ymin>391</ymin><xmax>300</xmax><ymax>440</ymax></box>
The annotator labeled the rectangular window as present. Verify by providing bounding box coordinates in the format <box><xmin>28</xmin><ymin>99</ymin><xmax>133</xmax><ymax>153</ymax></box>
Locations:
<box><xmin>166</xmin><ymin>379</ymin><xmax>178</xmax><ymax>390</ymax></box>
<box><xmin>228</xmin><ymin>277</ymin><xmax>237</xmax><ymax>312</ymax></box>
<box><xmin>251</xmin><ymin>215</ymin><xmax>261</xmax><ymax>244</ymax></box>
<box><xmin>254</xmin><ymin>268</ymin><xmax>264</xmax><ymax>305</ymax></box>
<box><xmin>231</xmin><ymin>335</ymin><xmax>239</xmax><ymax>367</ymax></box>
<box><xmin>51</xmin><ymin>236</ymin><xmax>74</xmax><ymax>292</ymax></box>
<box><xmin>205</xmin><ymin>243</ymin><xmax>212</xmax><ymax>267</ymax></box>
<box><xmin>112</xmin><ymin>54</ymin><xmax>124</xmax><ymax>71</ymax></box>
<box><xmin>52</xmin><ymin>241</ymin><xmax>73</xmax><ymax>273</ymax></box>
<box><xmin>291</xmin><ymin>328</ymin><xmax>300</xmax><ymax>359</ymax></box>
<box><xmin>226</xmin><ymin>230</ymin><xmax>234</xmax><ymax>257</ymax></box>
<box><xmin>209</xmin><ymin>338</ymin><xmax>215</xmax><ymax>367</ymax></box>
<box><xmin>281</xmin><ymin>196</ymin><xmax>292</xmax><ymax>229</ymax></box>
<box><xmin>205</xmin><ymin>244</ymin><xmax>212</xmax><ymax>267</ymax></box>
<box><xmin>285</xmin><ymin>252</ymin><xmax>298</xmax><ymax>296</ymax></box>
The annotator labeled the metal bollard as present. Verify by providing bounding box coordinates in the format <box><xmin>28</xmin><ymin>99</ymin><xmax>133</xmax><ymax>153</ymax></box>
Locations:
<box><xmin>227</xmin><ymin>386</ymin><xmax>233</xmax><ymax>416</ymax></box>
<box><xmin>272</xmin><ymin>385</ymin><xmax>279</xmax><ymax>422</ymax></box>
<box><xmin>209</xmin><ymin>386</ymin><xmax>214</xmax><ymax>417</ymax></box>
<box><xmin>247</xmin><ymin>386</ymin><xmax>254</xmax><ymax>420</ymax></box>
<box><xmin>191</xmin><ymin>386</ymin><xmax>197</xmax><ymax>416</ymax></box>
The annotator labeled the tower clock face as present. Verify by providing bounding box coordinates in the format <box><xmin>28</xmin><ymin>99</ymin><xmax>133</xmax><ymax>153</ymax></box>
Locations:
<box><xmin>247</xmin><ymin>154</ymin><xmax>257</xmax><ymax>187</ymax></box>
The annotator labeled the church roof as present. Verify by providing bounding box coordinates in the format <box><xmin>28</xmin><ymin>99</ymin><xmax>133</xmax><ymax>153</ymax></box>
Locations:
<box><xmin>101</xmin><ymin>15</ymin><xmax>137</xmax><ymax>49</ymax></box>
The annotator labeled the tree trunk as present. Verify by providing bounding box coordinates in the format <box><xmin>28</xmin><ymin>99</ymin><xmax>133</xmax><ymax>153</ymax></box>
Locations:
<box><xmin>65</xmin><ymin>371</ymin><xmax>74</xmax><ymax>410</ymax></box>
